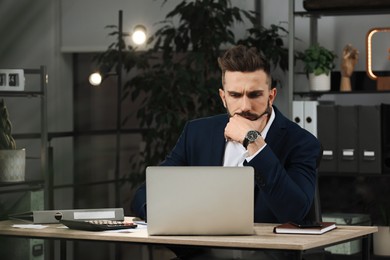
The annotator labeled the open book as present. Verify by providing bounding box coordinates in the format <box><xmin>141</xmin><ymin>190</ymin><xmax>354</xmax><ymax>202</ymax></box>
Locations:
<box><xmin>273</xmin><ymin>222</ymin><xmax>336</xmax><ymax>235</ymax></box>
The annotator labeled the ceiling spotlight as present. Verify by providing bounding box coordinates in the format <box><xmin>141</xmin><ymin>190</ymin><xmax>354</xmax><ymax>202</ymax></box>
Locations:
<box><xmin>89</xmin><ymin>72</ymin><xmax>103</xmax><ymax>86</ymax></box>
<box><xmin>132</xmin><ymin>25</ymin><xmax>147</xmax><ymax>45</ymax></box>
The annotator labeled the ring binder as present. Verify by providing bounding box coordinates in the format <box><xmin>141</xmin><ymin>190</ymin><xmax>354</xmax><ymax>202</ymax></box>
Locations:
<box><xmin>9</xmin><ymin>208</ymin><xmax>124</xmax><ymax>224</ymax></box>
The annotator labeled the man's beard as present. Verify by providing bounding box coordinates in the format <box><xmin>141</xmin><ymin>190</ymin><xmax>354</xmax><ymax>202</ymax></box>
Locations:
<box><xmin>227</xmin><ymin>100</ymin><xmax>272</xmax><ymax>121</ymax></box>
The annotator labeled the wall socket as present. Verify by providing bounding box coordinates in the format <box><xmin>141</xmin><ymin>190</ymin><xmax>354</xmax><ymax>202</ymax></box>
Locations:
<box><xmin>0</xmin><ymin>69</ymin><xmax>25</xmax><ymax>91</ymax></box>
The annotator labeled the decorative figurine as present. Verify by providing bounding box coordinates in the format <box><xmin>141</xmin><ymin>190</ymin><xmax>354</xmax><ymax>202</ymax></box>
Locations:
<box><xmin>340</xmin><ymin>44</ymin><xmax>359</xmax><ymax>91</ymax></box>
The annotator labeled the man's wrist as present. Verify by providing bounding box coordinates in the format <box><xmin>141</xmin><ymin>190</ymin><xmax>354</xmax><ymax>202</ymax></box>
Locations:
<box><xmin>246</xmin><ymin>142</ymin><xmax>267</xmax><ymax>160</ymax></box>
<box><xmin>243</xmin><ymin>130</ymin><xmax>261</xmax><ymax>149</ymax></box>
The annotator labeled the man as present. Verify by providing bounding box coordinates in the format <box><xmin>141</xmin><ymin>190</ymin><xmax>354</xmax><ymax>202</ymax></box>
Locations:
<box><xmin>131</xmin><ymin>45</ymin><xmax>321</xmax><ymax>258</ymax></box>
<box><xmin>132</xmin><ymin>44</ymin><xmax>320</xmax><ymax>222</ymax></box>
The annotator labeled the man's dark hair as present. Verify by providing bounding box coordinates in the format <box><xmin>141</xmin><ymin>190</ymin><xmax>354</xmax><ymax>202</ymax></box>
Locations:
<box><xmin>218</xmin><ymin>45</ymin><xmax>272</xmax><ymax>87</ymax></box>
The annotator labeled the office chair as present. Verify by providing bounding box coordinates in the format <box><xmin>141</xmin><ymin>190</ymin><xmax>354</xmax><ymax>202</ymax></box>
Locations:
<box><xmin>302</xmin><ymin>145</ymin><xmax>332</xmax><ymax>260</ymax></box>
<box><xmin>304</xmin><ymin>143</ymin><xmax>324</xmax><ymax>223</ymax></box>
<box><xmin>304</xmin><ymin>173</ymin><xmax>322</xmax><ymax>223</ymax></box>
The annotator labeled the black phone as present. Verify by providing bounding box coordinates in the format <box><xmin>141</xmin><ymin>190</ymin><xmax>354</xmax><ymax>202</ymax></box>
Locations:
<box><xmin>289</xmin><ymin>221</ymin><xmax>323</xmax><ymax>228</ymax></box>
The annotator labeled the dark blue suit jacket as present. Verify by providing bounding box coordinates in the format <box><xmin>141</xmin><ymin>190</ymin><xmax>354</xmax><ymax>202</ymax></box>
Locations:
<box><xmin>131</xmin><ymin>106</ymin><xmax>321</xmax><ymax>223</ymax></box>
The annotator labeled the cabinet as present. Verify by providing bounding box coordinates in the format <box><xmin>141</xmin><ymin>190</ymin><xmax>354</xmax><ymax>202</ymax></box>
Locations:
<box><xmin>0</xmin><ymin>66</ymin><xmax>49</xmax><ymax>212</ymax></box>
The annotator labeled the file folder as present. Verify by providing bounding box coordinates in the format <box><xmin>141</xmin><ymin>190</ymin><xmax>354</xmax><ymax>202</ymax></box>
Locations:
<box><xmin>317</xmin><ymin>104</ymin><xmax>338</xmax><ymax>173</ymax></box>
<box><xmin>337</xmin><ymin>106</ymin><xmax>358</xmax><ymax>174</ymax></box>
<box><xmin>358</xmin><ymin>105</ymin><xmax>382</xmax><ymax>174</ymax></box>
<box><xmin>293</xmin><ymin>100</ymin><xmax>318</xmax><ymax>137</ymax></box>
<box><xmin>9</xmin><ymin>208</ymin><xmax>124</xmax><ymax>224</ymax></box>
<box><xmin>304</xmin><ymin>101</ymin><xmax>318</xmax><ymax>137</ymax></box>
<box><xmin>382</xmin><ymin>104</ymin><xmax>390</xmax><ymax>173</ymax></box>
<box><xmin>293</xmin><ymin>101</ymin><xmax>304</xmax><ymax>128</ymax></box>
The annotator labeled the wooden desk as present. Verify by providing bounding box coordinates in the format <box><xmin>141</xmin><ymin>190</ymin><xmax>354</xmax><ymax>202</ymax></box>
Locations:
<box><xmin>0</xmin><ymin>219</ymin><xmax>377</xmax><ymax>260</ymax></box>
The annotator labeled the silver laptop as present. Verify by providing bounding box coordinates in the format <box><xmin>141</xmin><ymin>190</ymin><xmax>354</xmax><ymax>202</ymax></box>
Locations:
<box><xmin>146</xmin><ymin>166</ymin><xmax>254</xmax><ymax>235</ymax></box>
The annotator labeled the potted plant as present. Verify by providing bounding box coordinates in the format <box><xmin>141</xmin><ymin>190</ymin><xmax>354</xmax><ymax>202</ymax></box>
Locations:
<box><xmin>299</xmin><ymin>43</ymin><xmax>337</xmax><ymax>91</ymax></box>
<box><xmin>0</xmin><ymin>99</ymin><xmax>25</xmax><ymax>182</ymax></box>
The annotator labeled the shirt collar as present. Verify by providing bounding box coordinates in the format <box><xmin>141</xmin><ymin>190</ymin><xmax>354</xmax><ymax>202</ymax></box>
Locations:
<box><xmin>260</xmin><ymin>106</ymin><xmax>275</xmax><ymax>139</ymax></box>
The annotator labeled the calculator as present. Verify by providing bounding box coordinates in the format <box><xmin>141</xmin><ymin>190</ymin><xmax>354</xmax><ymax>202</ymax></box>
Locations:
<box><xmin>60</xmin><ymin>219</ymin><xmax>137</xmax><ymax>231</ymax></box>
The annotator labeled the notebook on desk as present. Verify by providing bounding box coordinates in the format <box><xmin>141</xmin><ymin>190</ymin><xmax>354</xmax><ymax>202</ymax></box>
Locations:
<box><xmin>146</xmin><ymin>166</ymin><xmax>254</xmax><ymax>235</ymax></box>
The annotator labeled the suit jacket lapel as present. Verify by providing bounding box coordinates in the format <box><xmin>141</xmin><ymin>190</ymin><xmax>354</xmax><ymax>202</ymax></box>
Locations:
<box><xmin>265</xmin><ymin>106</ymin><xmax>287</xmax><ymax>149</ymax></box>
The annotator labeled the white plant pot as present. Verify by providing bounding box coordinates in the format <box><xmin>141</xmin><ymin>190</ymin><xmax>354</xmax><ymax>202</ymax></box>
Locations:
<box><xmin>374</xmin><ymin>226</ymin><xmax>390</xmax><ymax>256</ymax></box>
<box><xmin>0</xmin><ymin>149</ymin><xmax>26</xmax><ymax>182</ymax></box>
<box><xmin>309</xmin><ymin>73</ymin><xmax>331</xmax><ymax>91</ymax></box>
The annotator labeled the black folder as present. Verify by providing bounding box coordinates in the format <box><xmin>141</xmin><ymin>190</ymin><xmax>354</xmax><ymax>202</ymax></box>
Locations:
<box><xmin>358</xmin><ymin>106</ymin><xmax>382</xmax><ymax>174</ymax></box>
<box><xmin>337</xmin><ymin>106</ymin><xmax>358</xmax><ymax>174</ymax></box>
<box><xmin>317</xmin><ymin>104</ymin><xmax>338</xmax><ymax>173</ymax></box>
<box><xmin>382</xmin><ymin>104</ymin><xmax>390</xmax><ymax>174</ymax></box>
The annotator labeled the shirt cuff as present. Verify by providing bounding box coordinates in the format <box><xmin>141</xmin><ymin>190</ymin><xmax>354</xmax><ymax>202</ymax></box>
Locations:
<box><xmin>245</xmin><ymin>143</ymin><xmax>267</xmax><ymax>162</ymax></box>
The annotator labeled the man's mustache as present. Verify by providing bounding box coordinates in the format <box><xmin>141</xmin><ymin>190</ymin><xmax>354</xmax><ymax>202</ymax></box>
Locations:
<box><xmin>236</xmin><ymin>111</ymin><xmax>262</xmax><ymax>121</ymax></box>
<box><xmin>236</xmin><ymin>103</ymin><xmax>272</xmax><ymax>121</ymax></box>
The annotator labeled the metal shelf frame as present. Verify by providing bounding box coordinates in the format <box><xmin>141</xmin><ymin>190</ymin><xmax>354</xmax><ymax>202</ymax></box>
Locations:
<box><xmin>0</xmin><ymin>65</ymin><xmax>49</xmax><ymax>209</ymax></box>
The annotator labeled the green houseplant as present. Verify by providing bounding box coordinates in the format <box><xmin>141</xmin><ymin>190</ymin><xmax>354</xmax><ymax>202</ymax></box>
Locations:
<box><xmin>94</xmin><ymin>0</ymin><xmax>292</xmax><ymax>186</ymax></box>
<box><xmin>299</xmin><ymin>43</ymin><xmax>337</xmax><ymax>91</ymax></box>
<box><xmin>0</xmin><ymin>99</ymin><xmax>25</xmax><ymax>182</ymax></box>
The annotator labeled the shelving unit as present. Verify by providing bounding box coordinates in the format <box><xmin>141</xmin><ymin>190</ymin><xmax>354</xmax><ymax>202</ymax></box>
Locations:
<box><xmin>0</xmin><ymin>66</ymin><xmax>49</xmax><ymax>210</ymax></box>
<box><xmin>288</xmin><ymin>2</ymin><xmax>390</xmax><ymax>258</ymax></box>
<box><xmin>0</xmin><ymin>66</ymin><xmax>48</xmax><ymax>260</ymax></box>
<box><xmin>288</xmin><ymin>1</ymin><xmax>390</xmax><ymax>176</ymax></box>
<box><xmin>288</xmin><ymin>0</ymin><xmax>390</xmax><ymax>101</ymax></box>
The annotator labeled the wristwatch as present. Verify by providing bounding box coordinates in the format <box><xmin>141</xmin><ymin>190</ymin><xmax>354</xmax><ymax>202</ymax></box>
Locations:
<box><xmin>243</xmin><ymin>130</ymin><xmax>261</xmax><ymax>149</ymax></box>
